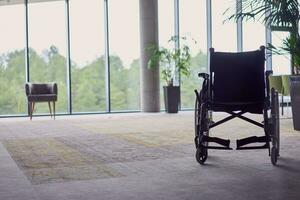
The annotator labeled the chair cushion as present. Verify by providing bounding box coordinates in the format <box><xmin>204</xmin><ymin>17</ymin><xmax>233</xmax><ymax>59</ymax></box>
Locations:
<box><xmin>28</xmin><ymin>94</ymin><xmax>57</xmax><ymax>102</ymax></box>
<box><xmin>31</xmin><ymin>84</ymin><xmax>51</xmax><ymax>95</ymax></box>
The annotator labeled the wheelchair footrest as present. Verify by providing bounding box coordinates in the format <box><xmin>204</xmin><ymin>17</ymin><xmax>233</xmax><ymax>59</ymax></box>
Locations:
<box><xmin>236</xmin><ymin>136</ymin><xmax>268</xmax><ymax>148</ymax></box>
<box><xmin>236</xmin><ymin>144</ymin><xmax>269</xmax><ymax>150</ymax></box>
<box><xmin>203</xmin><ymin>136</ymin><xmax>230</xmax><ymax>148</ymax></box>
<box><xmin>203</xmin><ymin>145</ymin><xmax>233</xmax><ymax>150</ymax></box>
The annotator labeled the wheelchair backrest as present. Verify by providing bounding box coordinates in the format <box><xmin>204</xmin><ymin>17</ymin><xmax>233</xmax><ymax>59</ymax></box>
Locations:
<box><xmin>209</xmin><ymin>46</ymin><xmax>266</xmax><ymax>104</ymax></box>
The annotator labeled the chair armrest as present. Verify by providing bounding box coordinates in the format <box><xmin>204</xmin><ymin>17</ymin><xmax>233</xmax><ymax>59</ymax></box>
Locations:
<box><xmin>47</xmin><ymin>83</ymin><xmax>57</xmax><ymax>95</ymax></box>
<box><xmin>25</xmin><ymin>83</ymin><xmax>31</xmax><ymax>96</ymax></box>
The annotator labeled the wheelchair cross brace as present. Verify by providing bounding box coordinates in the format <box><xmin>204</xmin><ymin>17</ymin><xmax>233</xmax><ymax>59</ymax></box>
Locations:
<box><xmin>209</xmin><ymin>111</ymin><xmax>264</xmax><ymax>129</ymax></box>
<box><xmin>204</xmin><ymin>111</ymin><xmax>269</xmax><ymax>150</ymax></box>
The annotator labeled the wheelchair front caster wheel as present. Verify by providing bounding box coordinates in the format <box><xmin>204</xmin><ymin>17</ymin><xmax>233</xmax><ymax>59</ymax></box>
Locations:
<box><xmin>271</xmin><ymin>146</ymin><xmax>278</xmax><ymax>165</ymax></box>
<box><xmin>196</xmin><ymin>147</ymin><xmax>208</xmax><ymax>165</ymax></box>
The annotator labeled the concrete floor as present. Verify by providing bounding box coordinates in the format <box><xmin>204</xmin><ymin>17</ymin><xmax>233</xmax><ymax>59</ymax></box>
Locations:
<box><xmin>0</xmin><ymin>111</ymin><xmax>299</xmax><ymax>200</ymax></box>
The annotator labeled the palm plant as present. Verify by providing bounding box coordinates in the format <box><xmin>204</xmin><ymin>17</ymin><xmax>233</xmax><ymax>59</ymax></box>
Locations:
<box><xmin>227</xmin><ymin>0</ymin><xmax>300</xmax><ymax>74</ymax></box>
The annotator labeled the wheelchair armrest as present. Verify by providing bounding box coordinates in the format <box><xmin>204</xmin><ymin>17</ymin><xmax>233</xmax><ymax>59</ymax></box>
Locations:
<box><xmin>48</xmin><ymin>83</ymin><xmax>57</xmax><ymax>95</ymax></box>
<box><xmin>197</xmin><ymin>73</ymin><xmax>210</xmax><ymax>98</ymax></box>
<box><xmin>198</xmin><ymin>73</ymin><xmax>209</xmax><ymax>80</ymax></box>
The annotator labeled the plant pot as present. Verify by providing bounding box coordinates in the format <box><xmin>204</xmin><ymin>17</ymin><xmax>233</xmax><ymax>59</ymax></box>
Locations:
<box><xmin>289</xmin><ymin>75</ymin><xmax>300</xmax><ymax>131</ymax></box>
<box><xmin>163</xmin><ymin>86</ymin><xmax>180</xmax><ymax>113</ymax></box>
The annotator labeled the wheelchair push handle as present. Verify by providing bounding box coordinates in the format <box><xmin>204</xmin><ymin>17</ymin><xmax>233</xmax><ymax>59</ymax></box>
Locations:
<box><xmin>266</xmin><ymin>70</ymin><xmax>273</xmax><ymax>77</ymax></box>
<box><xmin>198</xmin><ymin>73</ymin><xmax>209</xmax><ymax>80</ymax></box>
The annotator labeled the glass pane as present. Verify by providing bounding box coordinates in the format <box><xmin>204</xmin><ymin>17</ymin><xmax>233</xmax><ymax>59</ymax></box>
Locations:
<box><xmin>70</xmin><ymin>0</ymin><xmax>106</xmax><ymax>113</ymax></box>
<box><xmin>180</xmin><ymin>0</ymin><xmax>207</xmax><ymax>109</ymax></box>
<box><xmin>272</xmin><ymin>31</ymin><xmax>291</xmax><ymax>75</ymax></box>
<box><xmin>28</xmin><ymin>1</ymin><xmax>68</xmax><ymax>114</ymax></box>
<box><xmin>109</xmin><ymin>0</ymin><xmax>140</xmax><ymax>111</ymax></box>
<box><xmin>243</xmin><ymin>18</ymin><xmax>265</xmax><ymax>51</ymax></box>
<box><xmin>158</xmin><ymin>0</ymin><xmax>174</xmax><ymax>110</ymax></box>
<box><xmin>0</xmin><ymin>4</ymin><xmax>26</xmax><ymax>115</ymax></box>
<box><xmin>159</xmin><ymin>0</ymin><xmax>174</xmax><ymax>48</ymax></box>
<box><xmin>212</xmin><ymin>0</ymin><xmax>237</xmax><ymax>51</ymax></box>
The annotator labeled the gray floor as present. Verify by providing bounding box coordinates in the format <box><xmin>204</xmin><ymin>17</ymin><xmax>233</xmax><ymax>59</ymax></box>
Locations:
<box><xmin>0</xmin><ymin>112</ymin><xmax>300</xmax><ymax>200</ymax></box>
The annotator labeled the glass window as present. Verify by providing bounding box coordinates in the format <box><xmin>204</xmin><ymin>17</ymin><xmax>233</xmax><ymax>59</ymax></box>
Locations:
<box><xmin>158</xmin><ymin>0</ymin><xmax>174</xmax><ymax>110</ymax></box>
<box><xmin>28</xmin><ymin>1</ymin><xmax>68</xmax><ymax>114</ymax></box>
<box><xmin>272</xmin><ymin>31</ymin><xmax>291</xmax><ymax>75</ymax></box>
<box><xmin>242</xmin><ymin>2</ymin><xmax>266</xmax><ymax>52</ymax></box>
<box><xmin>159</xmin><ymin>0</ymin><xmax>174</xmax><ymax>48</ymax></box>
<box><xmin>243</xmin><ymin>22</ymin><xmax>265</xmax><ymax>51</ymax></box>
<box><xmin>70</xmin><ymin>0</ymin><xmax>106</xmax><ymax>113</ymax></box>
<box><xmin>212</xmin><ymin>0</ymin><xmax>237</xmax><ymax>51</ymax></box>
<box><xmin>109</xmin><ymin>0</ymin><xmax>140</xmax><ymax>111</ymax></box>
<box><xmin>180</xmin><ymin>0</ymin><xmax>207</xmax><ymax>109</ymax></box>
<box><xmin>0</xmin><ymin>4</ymin><xmax>26</xmax><ymax>115</ymax></box>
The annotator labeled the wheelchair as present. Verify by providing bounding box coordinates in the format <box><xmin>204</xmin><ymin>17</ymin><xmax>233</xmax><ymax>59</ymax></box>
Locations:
<box><xmin>194</xmin><ymin>46</ymin><xmax>280</xmax><ymax>165</ymax></box>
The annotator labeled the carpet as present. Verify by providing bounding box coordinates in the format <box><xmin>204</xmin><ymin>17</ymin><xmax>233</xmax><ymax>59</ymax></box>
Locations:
<box><xmin>3</xmin><ymin>129</ymin><xmax>193</xmax><ymax>185</ymax></box>
<box><xmin>3</xmin><ymin>138</ymin><xmax>122</xmax><ymax>185</ymax></box>
<box><xmin>2</xmin><ymin>113</ymin><xmax>299</xmax><ymax>185</ymax></box>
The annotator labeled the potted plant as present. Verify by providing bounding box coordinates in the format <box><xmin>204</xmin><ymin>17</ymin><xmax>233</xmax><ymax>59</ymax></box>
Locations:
<box><xmin>227</xmin><ymin>0</ymin><xmax>300</xmax><ymax>130</ymax></box>
<box><xmin>147</xmin><ymin>35</ymin><xmax>194</xmax><ymax>113</ymax></box>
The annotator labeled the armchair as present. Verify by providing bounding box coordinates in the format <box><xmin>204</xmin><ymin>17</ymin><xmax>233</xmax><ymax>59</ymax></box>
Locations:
<box><xmin>25</xmin><ymin>83</ymin><xmax>57</xmax><ymax>120</ymax></box>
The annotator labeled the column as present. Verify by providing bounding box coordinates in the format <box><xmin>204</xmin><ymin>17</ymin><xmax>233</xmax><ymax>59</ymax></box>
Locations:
<box><xmin>139</xmin><ymin>0</ymin><xmax>160</xmax><ymax>112</ymax></box>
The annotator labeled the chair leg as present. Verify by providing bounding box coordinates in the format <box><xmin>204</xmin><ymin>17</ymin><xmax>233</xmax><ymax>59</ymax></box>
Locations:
<box><xmin>32</xmin><ymin>102</ymin><xmax>35</xmax><ymax>113</ymax></box>
<box><xmin>30</xmin><ymin>102</ymin><xmax>35</xmax><ymax>120</ymax></box>
<box><xmin>28</xmin><ymin>102</ymin><xmax>32</xmax><ymax>120</ymax></box>
<box><xmin>281</xmin><ymin>95</ymin><xmax>284</xmax><ymax>116</ymax></box>
<box><xmin>53</xmin><ymin>101</ymin><xmax>55</xmax><ymax>120</ymax></box>
<box><xmin>48</xmin><ymin>101</ymin><xmax>52</xmax><ymax>118</ymax></box>
<box><xmin>28</xmin><ymin>102</ymin><xmax>31</xmax><ymax>117</ymax></box>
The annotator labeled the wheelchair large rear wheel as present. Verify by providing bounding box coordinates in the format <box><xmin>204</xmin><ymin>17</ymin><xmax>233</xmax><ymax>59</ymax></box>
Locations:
<box><xmin>194</xmin><ymin>93</ymin><xmax>201</xmax><ymax>139</ymax></box>
<box><xmin>194</xmin><ymin>90</ymin><xmax>205</xmax><ymax>134</ymax></box>
<box><xmin>270</xmin><ymin>88</ymin><xmax>280</xmax><ymax>165</ymax></box>
<box><xmin>195</xmin><ymin>102</ymin><xmax>209</xmax><ymax>165</ymax></box>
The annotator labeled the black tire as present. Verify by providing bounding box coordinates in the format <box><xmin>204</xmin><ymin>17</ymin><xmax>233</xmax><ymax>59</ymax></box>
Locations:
<box><xmin>194</xmin><ymin>90</ymin><xmax>204</xmax><ymax>147</ymax></box>
<box><xmin>196</xmin><ymin>102</ymin><xmax>209</xmax><ymax>165</ymax></box>
<box><xmin>194</xmin><ymin>90</ymin><xmax>209</xmax><ymax>165</ymax></box>
<box><xmin>270</xmin><ymin>89</ymin><xmax>280</xmax><ymax>159</ymax></box>
<box><xmin>196</xmin><ymin>147</ymin><xmax>208</xmax><ymax>165</ymax></box>
<box><xmin>194</xmin><ymin>96</ymin><xmax>200</xmax><ymax>138</ymax></box>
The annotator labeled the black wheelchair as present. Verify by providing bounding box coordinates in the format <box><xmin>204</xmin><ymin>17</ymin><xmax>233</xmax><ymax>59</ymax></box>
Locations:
<box><xmin>194</xmin><ymin>46</ymin><xmax>280</xmax><ymax>165</ymax></box>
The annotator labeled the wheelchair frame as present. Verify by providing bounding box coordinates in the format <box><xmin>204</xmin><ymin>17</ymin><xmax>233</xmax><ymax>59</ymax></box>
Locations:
<box><xmin>194</xmin><ymin>64</ymin><xmax>280</xmax><ymax>166</ymax></box>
